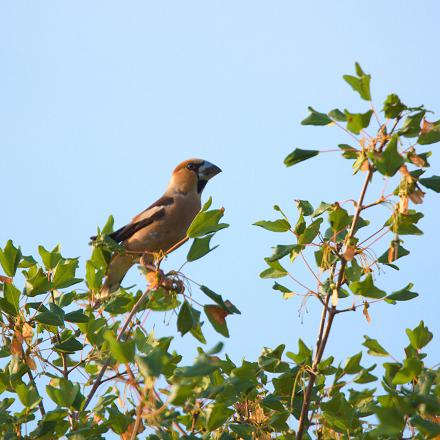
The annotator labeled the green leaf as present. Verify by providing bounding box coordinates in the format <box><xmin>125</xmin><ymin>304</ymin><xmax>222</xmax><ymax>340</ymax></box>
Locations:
<box><xmin>312</xmin><ymin>202</ymin><xmax>332</xmax><ymax>218</ymax></box>
<box><xmin>107</xmin><ymin>405</ymin><xmax>132</xmax><ymax>435</ymax></box>
<box><xmin>354</xmin><ymin>369</ymin><xmax>378</xmax><ymax>384</ymax></box>
<box><xmin>378</xmin><ymin>241</ymin><xmax>409</xmax><ymax>267</ymax></box>
<box><xmin>64</xmin><ymin>310</ymin><xmax>89</xmax><ymax>323</ymax></box>
<box><xmin>298</xmin><ymin>218</ymin><xmax>323</xmax><ymax>244</ymax></box>
<box><xmin>343</xmin><ymin>71</ymin><xmax>371</xmax><ymax>101</ymax></box>
<box><xmin>201</xmin><ymin>196</ymin><xmax>213</xmax><ymax>211</ymax></box>
<box><xmin>286</xmin><ymin>339</ymin><xmax>312</xmax><ymax>364</ymax></box>
<box><xmin>3</xmin><ymin>283</ymin><xmax>20</xmax><ymax>316</ymax></box>
<box><xmin>375</xmin><ymin>407</ymin><xmax>405</xmax><ymax>435</ymax></box>
<box><xmin>18</xmin><ymin>254</ymin><xmax>37</xmax><ymax>268</ymax></box>
<box><xmin>46</xmin><ymin>378</ymin><xmax>80</xmax><ymax>408</ymax></box>
<box><xmin>328</xmin><ymin>108</ymin><xmax>347</xmax><ymax>121</ymax></box>
<box><xmin>383</xmin><ymin>94</ymin><xmax>406</xmax><ymax>118</ymax></box>
<box><xmin>349</xmin><ymin>274</ymin><xmax>386</xmax><ymax>299</ymax></box>
<box><xmin>329</xmin><ymin>205</ymin><xmax>351</xmax><ymax>232</ymax></box>
<box><xmin>0</xmin><ymin>240</ymin><xmax>22</xmax><ymax>277</ymax></box>
<box><xmin>294</xmin><ymin>214</ymin><xmax>304</xmax><ymax>237</ymax></box>
<box><xmin>258</xmin><ymin>344</ymin><xmax>287</xmax><ymax>373</ymax></box>
<box><xmin>206</xmin><ymin>404</ymin><xmax>234</xmax><ymax>430</ymax></box>
<box><xmin>392</xmin><ymin>358</ymin><xmax>423</xmax><ymax>385</ymax></box>
<box><xmin>338</xmin><ymin>144</ymin><xmax>359</xmax><ymax>160</ymax></box>
<box><xmin>412</xmin><ymin>415</ymin><xmax>440</xmax><ymax>437</ymax></box>
<box><xmin>38</xmin><ymin>245</ymin><xmax>62</xmax><ymax>270</ymax></box>
<box><xmin>344</xmin><ymin>352</ymin><xmax>363</xmax><ymax>374</ymax></box>
<box><xmin>0</xmin><ymin>298</ymin><xmax>16</xmax><ymax>316</ymax></box>
<box><xmin>24</xmin><ymin>267</ymin><xmax>52</xmax><ymax>296</ymax></box>
<box><xmin>187</xmin><ymin>206</ymin><xmax>229</xmax><ymax>238</ymax></box>
<box><xmin>135</xmin><ymin>349</ymin><xmax>165</xmax><ymax>378</ymax></box>
<box><xmin>400</xmin><ymin>111</ymin><xmax>424</xmax><ymax>138</ymax></box>
<box><xmin>268</xmin><ymin>244</ymin><xmax>302</xmax><ymax>263</ymax></box>
<box><xmin>261</xmin><ymin>395</ymin><xmax>285</xmax><ymax>411</ymax></box>
<box><xmin>199</xmin><ymin>285</ymin><xmax>240</xmax><ymax>314</ymax></box>
<box><xmin>284</xmin><ymin>148</ymin><xmax>320</xmax><ymax>167</ymax></box>
<box><xmin>419</xmin><ymin>175</ymin><xmax>440</xmax><ymax>192</ymax></box>
<box><xmin>205</xmin><ymin>305</ymin><xmax>229</xmax><ymax>337</ymax></box>
<box><xmin>177</xmin><ymin>301</ymin><xmax>196</xmax><ymax>336</ymax></box>
<box><xmin>269</xmin><ymin>411</ymin><xmax>290</xmax><ymax>431</ymax></box>
<box><xmin>174</xmin><ymin>357</ymin><xmax>220</xmax><ymax>377</ymax></box>
<box><xmin>16</xmin><ymin>383</ymin><xmax>41</xmax><ymax>408</ymax></box>
<box><xmin>54</xmin><ymin>337</ymin><xmax>83</xmax><ymax>353</ymax></box>
<box><xmin>146</xmin><ymin>287</ymin><xmax>179</xmax><ymax>311</ymax></box>
<box><xmin>418</xmin><ymin>119</ymin><xmax>440</xmax><ymax>144</ymax></box>
<box><xmin>85</xmin><ymin>260</ymin><xmax>104</xmax><ymax>290</ymax></box>
<box><xmin>35</xmin><ymin>311</ymin><xmax>64</xmax><ymax>327</ymax></box>
<box><xmin>103</xmin><ymin>331</ymin><xmax>135</xmax><ymax>363</ymax></box>
<box><xmin>385</xmin><ymin>283</ymin><xmax>418</xmax><ymax>303</ymax></box>
<box><xmin>406</xmin><ymin>320</ymin><xmax>433</xmax><ymax>350</ymax></box>
<box><xmin>295</xmin><ymin>200</ymin><xmax>314</xmax><ymax>216</ymax></box>
<box><xmin>345</xmin><ymin>260</ymin><xmax>363</xmax><ymax>284</ymax></box>
<box><xmin>362</xmin><ymin>336</ymin><xmax>389</xmax><ymax>357</ymax></box>
<box><xmin>230</xmin><ymin>424</ymin><xmax>255</xmax><ymax>437</ymax></box>
<box><xmin>101</xmin><ymin>215</ymin><xmax>115</xmax><ymax>235</ymax></box>
<box><xmin>371</xmin><ymin>134</ymin><xmax>404</xmax><ymax>177</ymax></box>
<box><xmin>187</xmin><ymin>234</ymin><xmax>218</xmax><ymax>262</ymax></box>
<box><xmin>253</xmin><ymin>219</ymin><xmax>290</xmax><ymax>232</ymax></box>
<box><xmin>260</xmin><ymin>259</ymin><xmax>288</xmax><ymax>279</ymax></box>
<box><xmin>301</xmin><ymin>106</ymin><xmax>332</xmax><ymax>126</ymax></box>
<box><xmin>385</xmin><ymin>210</ymin><xmax>424</xmax><ymax>236</ymax></box>
<box><xmin>272</xmin><ymin>282</ymin><xmax>291</xmax><ymax>294</ymax></box>
<box><xmin>52</xmin><ymin>259</ymin><xmax>82</xmax><ymax>290</ymax></box>
<box><xmin>320</xmin><ymin>393</ymin><xmax>358</xmax><ymax>432</ymax></box>
<box><xmin>345</xmin><ymin>110</ymin><xmax>373</xmax><ymax>134</ymax></box>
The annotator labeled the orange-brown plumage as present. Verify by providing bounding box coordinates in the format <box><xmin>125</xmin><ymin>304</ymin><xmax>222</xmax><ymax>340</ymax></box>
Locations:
<box><xmin>94</xmin><ymin>158</ymin><xmax>221</xmax><ymax>298</ymax></box>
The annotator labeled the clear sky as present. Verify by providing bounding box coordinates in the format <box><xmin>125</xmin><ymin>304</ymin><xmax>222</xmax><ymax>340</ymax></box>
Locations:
<box><xmin>1</xmin><ymin>0</ymin><xmax>439</xmax><ymax>374</ymax></box>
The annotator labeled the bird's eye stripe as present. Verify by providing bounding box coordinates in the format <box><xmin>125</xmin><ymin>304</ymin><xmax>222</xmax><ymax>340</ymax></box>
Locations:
<box><xmin>186</xmin><ymin>162</ymin><xmax>200</xmax><ymax>171</ymax></box>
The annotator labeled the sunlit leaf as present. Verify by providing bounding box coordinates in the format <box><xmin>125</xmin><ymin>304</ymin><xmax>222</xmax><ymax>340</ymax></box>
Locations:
<box><xmin>362</xmin><ymin>336</ymin><xmax>389</xmax><ymax>356</ymax></box>
<box><xmin>187</xmin><ymin>234</ymin><xmax>218</xmax><ymax>262</ymax></box>
<box><xmin>406</xmin><ymin>321</ymin><xmax>433</xmax><ymax>350</ymax></box>
<box><xmin>345</xmin><ymin>110</ymin><xmax>373</xmax><ymax>134</ymax></box>
<box><xmin>0</xmin><ymin>240</ymin><xmax>22</xmax><ymax>277</ymax></box>
<box><xmin>349</xmin><ymin>274</ymin><xmax>386</xmax><ymax>299</ymax></box>
<box><xmin>253</xmin><ymin>219</ymin><xmax>290</xmax><ymax>232</ymax></box>
<box><xmin>301</xmin><ymin>106</ymin><xmax>332</xmax><ymax>126</ymax></box>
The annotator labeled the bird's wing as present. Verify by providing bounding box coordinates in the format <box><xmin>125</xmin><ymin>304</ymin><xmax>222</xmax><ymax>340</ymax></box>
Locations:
<box><xmin>108</xmin><ymin>207</ymin><xmax>165</xmax><ymax>243</ymax></box>
<box><xmin>131</xmin><ymin>195</ymin><xmax>174</xmax><ymax>222</ymax></box>
<box><xmin>91</xmin><ymin>196</ymin><xmax>174</xmax><ymax>243</ymax></box>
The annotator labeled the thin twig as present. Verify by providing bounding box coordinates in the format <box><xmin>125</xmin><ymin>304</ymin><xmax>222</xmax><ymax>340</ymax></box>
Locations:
<box><xmin>296</xmin><ymin>168</ymin><xmax>373</xmax><ymax>439</ymax></box>
<box><xmin>82</xmin><ymin>286</ymin><xmax>152</xmax><ymax>412</ymax></box>
<box><xmin>27</xmin><ymin>368</ymin><xmax>45</xmax><ymax>416</ymax></box>
<box><xmin>130</xmin><ymin>385</ymin><xmax>147</xmax><ymax>440</ymax></box>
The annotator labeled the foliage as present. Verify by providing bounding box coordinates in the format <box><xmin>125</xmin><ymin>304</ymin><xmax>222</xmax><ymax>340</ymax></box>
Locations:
<box><xmin>1</xmin><ymin>64</ymin><xmax>439</xmax><ymax>439</ymax></box>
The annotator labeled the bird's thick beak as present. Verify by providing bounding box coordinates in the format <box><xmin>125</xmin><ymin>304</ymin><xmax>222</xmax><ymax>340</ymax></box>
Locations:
<box><xmin>199</xmin><ymin>161</ymin><xmax>222</xmax><ymax>180</ymax></box>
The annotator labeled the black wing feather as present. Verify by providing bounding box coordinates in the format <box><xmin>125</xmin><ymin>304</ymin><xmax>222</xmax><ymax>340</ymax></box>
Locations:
<box><xmin>108</xmin><ymin>208</ymin><xmax>166</xmax><ymax>243</ymax></box>
<box><xmin>90</xmin><ymin>207</ymin><xmax>166</xmax><ymax>243</ymax></box>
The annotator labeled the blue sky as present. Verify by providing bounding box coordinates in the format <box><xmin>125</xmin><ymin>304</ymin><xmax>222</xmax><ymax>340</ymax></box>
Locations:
<box><xmin>1</xmin><ymin>0</ymin><xmax>439</xmax><ymax>373</ymax></box>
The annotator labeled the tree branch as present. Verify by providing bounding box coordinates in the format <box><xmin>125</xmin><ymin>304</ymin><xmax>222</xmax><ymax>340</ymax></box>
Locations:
<box><xmin>296</xmin><ymin>168</ymin><xmax>373</xmax><ymax>439</ymax></box>
<box><xmin>82</xmin><ymin>286</ymin><xmax>152</xmax><ymax>412</ymax></box>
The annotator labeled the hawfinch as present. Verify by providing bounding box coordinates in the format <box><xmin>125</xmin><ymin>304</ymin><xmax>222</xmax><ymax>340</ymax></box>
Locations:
<box><xmin>92</xmin><ymin>159</ymin><xmax>221</xmax><ymax>298</ymax></box>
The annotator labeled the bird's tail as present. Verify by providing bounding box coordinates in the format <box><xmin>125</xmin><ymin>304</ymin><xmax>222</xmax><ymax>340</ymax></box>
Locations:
<box><xmin>96</xmin><ymin>253</ymin><xmax>136</xmax><ymax>303</ymax></box>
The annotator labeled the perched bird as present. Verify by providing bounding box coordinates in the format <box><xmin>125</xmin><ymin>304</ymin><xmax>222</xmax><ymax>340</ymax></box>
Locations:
<box><xmin>92</xmin><ymin>158</ymin><xmax>221</xmax><ymax>298</ymax></box>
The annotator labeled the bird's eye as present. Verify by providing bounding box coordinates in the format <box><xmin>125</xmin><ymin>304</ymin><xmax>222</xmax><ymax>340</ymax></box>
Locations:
<box><xmin>186</xmin><ymin>163</ymin><xmax>196</xmax><ymax>171</ymax></box>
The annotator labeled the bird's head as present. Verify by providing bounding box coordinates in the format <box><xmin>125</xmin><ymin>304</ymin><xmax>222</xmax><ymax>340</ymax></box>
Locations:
<box><xmin>168</xmin><ymin>159</ymin><xmax>222</xmax><ymax>194</ymax></box>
